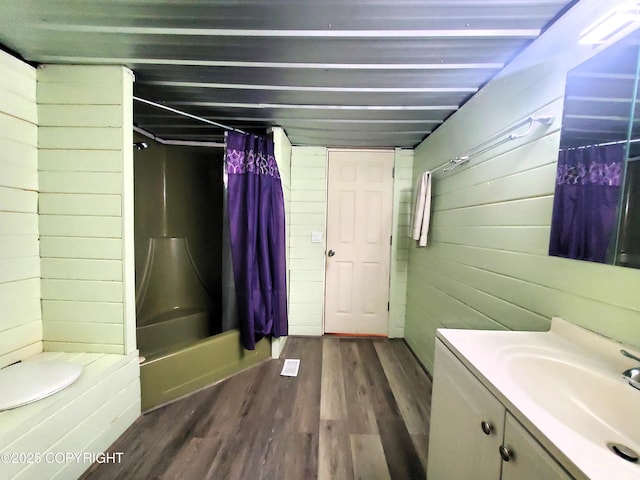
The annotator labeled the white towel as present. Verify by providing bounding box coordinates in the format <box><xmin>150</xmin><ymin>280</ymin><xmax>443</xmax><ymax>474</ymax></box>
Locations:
<box><xmin>411</xmin><ymin>171</ymin><xmax>432</xmax><ymax>247</ymax></box>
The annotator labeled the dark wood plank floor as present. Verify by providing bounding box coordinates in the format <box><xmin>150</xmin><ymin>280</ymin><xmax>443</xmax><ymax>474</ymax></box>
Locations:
<box><xmin>80</xmin><ymin>336</ymin><xmax>433</xmax><ymax>480</ymax></box>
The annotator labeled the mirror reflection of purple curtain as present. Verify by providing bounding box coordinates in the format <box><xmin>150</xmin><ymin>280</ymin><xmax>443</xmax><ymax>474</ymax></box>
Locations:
<box><xmin>225</xmin><ymin>131</ymin><xmax>288</xmax><ymax>350</ymax></box>
<box><xmin>549</xmin><ymin>143</ymin><xmax>624</xmax><ymax>263</ymax></box>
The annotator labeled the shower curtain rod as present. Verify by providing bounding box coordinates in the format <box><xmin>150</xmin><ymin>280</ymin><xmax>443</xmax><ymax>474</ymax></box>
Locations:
<box><xmin>133</xmin><ymin>96</ymin><xmax>248</xmax><ymax>135</ymax></box>
<box><xmin>560</xmin><ymin>136</ymin><xmax>640</xmax><ymax>151</ymax></box>
<box><xmin>432</xmin><ymin>114</ymin><xmax>555</xmax><ymax>174</ymax></box>
<box><xmin>133</xmin><ymin>125</ymin><xmax>225</xmax><ymax>148</ymax></box>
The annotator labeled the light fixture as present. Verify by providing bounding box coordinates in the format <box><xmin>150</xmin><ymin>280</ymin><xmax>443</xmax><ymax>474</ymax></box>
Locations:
<box><xmin>580</xmin><ymin>2</ymin><xmax>640</xmax><ymax>45</ymax></box>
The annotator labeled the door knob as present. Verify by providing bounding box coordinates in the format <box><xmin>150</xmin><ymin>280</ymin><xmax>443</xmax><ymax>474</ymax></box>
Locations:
<box><xmin>327</xmin><ymin>249</ymin><xmax>335</xmax><ymax>257</ymax></box>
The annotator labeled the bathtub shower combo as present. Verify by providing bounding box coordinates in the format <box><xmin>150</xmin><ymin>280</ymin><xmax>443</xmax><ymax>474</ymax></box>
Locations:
<box><xmin>134</xmin><ymin>136</ymin><xmax>270</xmax><ymax>411</ymax></box>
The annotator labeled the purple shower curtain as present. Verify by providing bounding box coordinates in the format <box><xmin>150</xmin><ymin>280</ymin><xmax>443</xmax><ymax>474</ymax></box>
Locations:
<box><xmin>549</xmin><ymin>143</ymin><xmax>624</xmax><ymax>263</ymax></box>
<box><xmin>225</xmin><ymin>131</ymin><xmax>288</xmax><ymax>350</ymax></box>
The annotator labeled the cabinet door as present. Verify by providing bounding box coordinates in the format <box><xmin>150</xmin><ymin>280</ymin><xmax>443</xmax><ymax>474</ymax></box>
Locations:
<box><xmin>501</xmin><ymin>413</ymin><xmax>573</xmax><ymax>480</ymax></box>
<box><xmin>427</xmin><ymin>340</ymin><xmax>505</xmax><ymax>480</ymax></box>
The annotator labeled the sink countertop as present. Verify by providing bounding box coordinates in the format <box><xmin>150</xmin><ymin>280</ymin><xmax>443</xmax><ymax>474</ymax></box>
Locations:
<box><xmin>437</xmin><ymin>317</ymin><xmax>640</xmax><ymax>480</ymax></box>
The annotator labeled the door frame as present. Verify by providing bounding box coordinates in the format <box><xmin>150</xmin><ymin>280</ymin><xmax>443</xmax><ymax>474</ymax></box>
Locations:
<box><xmin>322</xmin><ymin>148</ymin><xmax>395</xmax><ymax>336</ymax></box>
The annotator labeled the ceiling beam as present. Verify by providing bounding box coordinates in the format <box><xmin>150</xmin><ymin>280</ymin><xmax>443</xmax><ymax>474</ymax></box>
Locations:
<box><xmin>43</xmin><ymin>25</ymin><xmax>540</xmax><ymax>38</ymax></box>
<box><xmin>134</xmin><ymin>115</ymin><xmax>444</xmax><ymax>124</ymax></box>
<box><xmin>142</xmin><ymin>81</ymin><xmax>479</xmax><ymax>93</ymax></box>
<box><xmin>168</xmin><ymin>102</ymin><xmax>459</xmax><ymax>111</ymax></box>
<box><xmin>34</xmin><ymin>56</ymin><xmax>505</xmax><ymax>70</ymax></box>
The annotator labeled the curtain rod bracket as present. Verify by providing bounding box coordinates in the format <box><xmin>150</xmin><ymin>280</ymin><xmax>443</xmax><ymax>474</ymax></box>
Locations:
<box><xmin>536</xmin><ymin>115</ymin><xmax>555</xmax><ymax>125</ymax></box>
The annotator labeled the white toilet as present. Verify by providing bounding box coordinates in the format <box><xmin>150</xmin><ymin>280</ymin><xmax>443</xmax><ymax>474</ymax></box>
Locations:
<box><xmin>0</xmin><ymin>361</ymin><xmax>83</xmax><ymax>411</ymax></box>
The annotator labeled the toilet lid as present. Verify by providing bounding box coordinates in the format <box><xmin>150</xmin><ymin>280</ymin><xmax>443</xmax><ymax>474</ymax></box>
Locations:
<box><xmin>0</xmin><ymin>361</ymin><xmax>83</xmax><ymax>411</ymax></box>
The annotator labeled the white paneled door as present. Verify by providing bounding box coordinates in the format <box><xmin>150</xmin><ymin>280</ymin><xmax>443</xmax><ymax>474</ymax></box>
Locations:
<box><xmin>324</xmin><ymin>150</ymin><xmax>394</xmax><ymax>335</ymax></box>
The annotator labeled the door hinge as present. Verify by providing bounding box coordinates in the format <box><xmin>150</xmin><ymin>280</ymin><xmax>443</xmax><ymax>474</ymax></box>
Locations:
<box><xmin>390</xmin><ymin>235</ymin><xmax>393</xmax><ymax>246</ymax></box>
<box><xmin>387</xmin><ymin>302</ymin><xmax>390</xmax><ymax>311</ymax></box>
<box><xmin>392</xmin><ymin>166</ymin><xmax>395</xmax><ymax>178</ymax></box>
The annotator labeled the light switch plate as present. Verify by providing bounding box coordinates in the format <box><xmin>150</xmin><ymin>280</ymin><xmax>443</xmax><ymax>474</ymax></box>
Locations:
<box><xmin>311</xmin><ymin>231</ymin><xmax>323</xmax><ymax>243</ymax></box>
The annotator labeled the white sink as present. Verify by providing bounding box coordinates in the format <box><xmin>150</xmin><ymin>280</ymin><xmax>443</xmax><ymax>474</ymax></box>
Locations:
<box><xmin>437</xmin><ymin>318</ymin><xmax>640</xmax><ymax>480</ymax></box>
<box><xmin>506</xmin><ymin>349</ymin><xmax>640</xmax><ymax>450</ymax></box>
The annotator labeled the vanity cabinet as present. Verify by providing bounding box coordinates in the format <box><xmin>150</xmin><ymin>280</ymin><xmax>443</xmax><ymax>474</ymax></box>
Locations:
<box><xmin>427</xmin><ymin>339</ymin><xmax>573</xmax><ymax>480</ymax></box>
<box><xmin>427</xmin><ymin>337</ymin><xmax>504</xmax><ymax>479</ymax></box>
<box><xmin>501</xmin><ymin>413</ymin><xmax>572</xmax><ymax>480</ymax></box>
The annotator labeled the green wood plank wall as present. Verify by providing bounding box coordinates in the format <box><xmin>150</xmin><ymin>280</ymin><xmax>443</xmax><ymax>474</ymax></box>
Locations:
<box><xmin>37</xmin><ymin>65</ymin><xmax>136</xmax><ymax>355</ymax></box>
<box><xmin>404</xmin><ymin>0</ymin><xmax>640</xmax><ymax>374</ymax></box>
<box><xmin>389</xmin><ymin>149</ymin><xmax>413</xmax><ymax>338</ymax></box>
<box><xmin>289</xmin><ymin>146</ymin><xmax>327</xmax><ymax>335</ymax></box>
<box><xmin>0</xmin><ymin>51</ymin><xmax>41</xmax><ymax>368</ymax></box>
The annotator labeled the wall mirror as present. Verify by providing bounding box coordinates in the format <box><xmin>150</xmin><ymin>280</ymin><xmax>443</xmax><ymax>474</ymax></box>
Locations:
<box><xmin>549</xmin><ymin>27</ymin><xmax>640</xmax><ymax>269</ymax></box>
